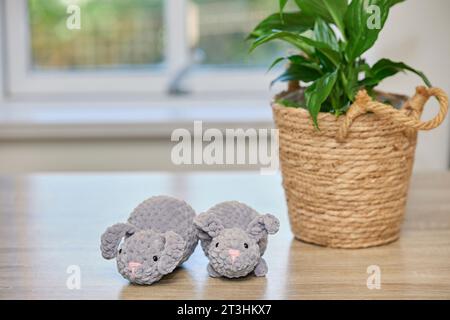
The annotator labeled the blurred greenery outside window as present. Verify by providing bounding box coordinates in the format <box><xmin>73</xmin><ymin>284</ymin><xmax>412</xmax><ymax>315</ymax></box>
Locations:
<box><xmin>28</xmin><ymin>0</ymin><xmax>290</xmax><ymax>71</ymax></box>
<box><xmin>28</xmin><ymin>0</ymin><xmax>165</xmax><ymax>70</ymax></box>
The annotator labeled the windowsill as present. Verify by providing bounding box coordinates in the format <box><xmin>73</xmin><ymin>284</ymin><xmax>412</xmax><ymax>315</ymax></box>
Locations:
<box><xmin>0</xmin><ymin>96</ymin><xmax>275</xmax><ymax>140</ymax></box>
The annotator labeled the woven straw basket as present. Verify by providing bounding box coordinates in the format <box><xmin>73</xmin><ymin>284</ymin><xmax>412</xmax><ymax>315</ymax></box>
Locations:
<box><xmin>272</xmin><ymin>84</ymin><xmax>448</xmax><ymax>248</ymax></box>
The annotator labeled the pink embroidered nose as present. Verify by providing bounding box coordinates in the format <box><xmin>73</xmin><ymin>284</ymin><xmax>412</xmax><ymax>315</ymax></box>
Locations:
<box><xmin>228</xmin><ymin>249</ymin><xmax>240</xmax><ymax>263</ymax></box>
<box><xmin>128</xmin><ymin>261</ymin><xmax>142</xmax><ymax>277</ymax></box>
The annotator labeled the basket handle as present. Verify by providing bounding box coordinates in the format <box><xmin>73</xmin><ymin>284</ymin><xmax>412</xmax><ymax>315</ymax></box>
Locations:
<box><xmin>337</xmin><ymin>86</ymin><xmax>449</xmax><ymax>142</ymax></box>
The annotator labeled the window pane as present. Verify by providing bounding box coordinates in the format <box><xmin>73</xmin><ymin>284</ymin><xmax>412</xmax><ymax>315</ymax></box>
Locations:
<box><xmin>28</xmin><ymin>0</ymin><xmax>164</xmax><ymax>70</ymax></box>
<box><xmin>192</xmin><ymin>0</ymin><xmax>290</xmax><ymax>66</ymax></box>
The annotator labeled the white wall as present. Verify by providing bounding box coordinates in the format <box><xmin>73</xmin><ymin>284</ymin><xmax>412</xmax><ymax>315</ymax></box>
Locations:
<box><xmin>366</xmin><ymin>0</ymin><xmax>450</xmax><ymax>171</ymax></box>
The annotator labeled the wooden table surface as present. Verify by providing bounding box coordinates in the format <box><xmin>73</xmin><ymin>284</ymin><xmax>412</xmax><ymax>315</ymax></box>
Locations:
<box><xmin>0</xmin><ymin>171</ymin><xmax>449</xmax><ymax>300</ymax></box>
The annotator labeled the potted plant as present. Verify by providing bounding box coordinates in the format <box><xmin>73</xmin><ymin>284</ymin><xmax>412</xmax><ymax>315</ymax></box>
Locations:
<box><xmin>249</xmin><ymin>0</ymin><xmax>448</xmax><ymax>248</ymax></box>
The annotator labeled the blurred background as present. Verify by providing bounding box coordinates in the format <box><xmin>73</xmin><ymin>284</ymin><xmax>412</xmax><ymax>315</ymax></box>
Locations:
<box><xmin>0</xmin><ymin>0</ymin><xmax>449</xmax><ymax>173</ymax></box>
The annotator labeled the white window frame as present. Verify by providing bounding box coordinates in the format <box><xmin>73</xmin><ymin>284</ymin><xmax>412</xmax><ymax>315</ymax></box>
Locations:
<box><xmin>3</xmin><ymin>0</ymin><xmax>272</xmax><ymax>99</ymax></box>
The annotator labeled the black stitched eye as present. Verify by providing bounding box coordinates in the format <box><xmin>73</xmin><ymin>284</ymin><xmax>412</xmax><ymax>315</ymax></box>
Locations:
<box><xmin>153</xmin><ymin>256</ymin><xmax>158</xmax><ymax>262</ymax></box>
<box><xmin>215</xmin><ymin>242</ymin><xmax>219</xmax><ymax>248</ymax></box>
<box><xmin>118</xmin><ymin>248</ymin><xmax>122</xmax><ymax>254</ymax></box>
<box><xmin>244</xmin><ymin>243</ymin><xmax>248</xmax><ymax>249</ymax></box>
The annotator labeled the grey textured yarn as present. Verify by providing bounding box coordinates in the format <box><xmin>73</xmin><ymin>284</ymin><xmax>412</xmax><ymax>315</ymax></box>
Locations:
<box><xmin>194</xmin><ymin>201</ymin><xmax>280</xmax><ymax>279</ymax></box>
<box><xmin>100</xmin><ymin>195</ymin><xmax>198</xmax><ymax>285</ymax></box>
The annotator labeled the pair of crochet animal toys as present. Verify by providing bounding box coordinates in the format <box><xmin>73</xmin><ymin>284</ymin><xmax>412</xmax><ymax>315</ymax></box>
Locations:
<box><xmin>100</xmin><ymin>195</ymin><xmax>280</xmax><ymax>285</ymax></box>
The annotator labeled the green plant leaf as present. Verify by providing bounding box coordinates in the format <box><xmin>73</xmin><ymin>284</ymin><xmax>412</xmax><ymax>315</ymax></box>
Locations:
<box><xmin>344</xmin><ymin>0</ymin><xmax>404</xmax><ymax>62</ymax></box>
<box><xmin>294</xmin><ymin>0</ymin><xmax>348</xmax><ymax>35</ymax></box>
<box><xmin>279</xmin><ymin>0</ymin><xmax>289</xmax><ymax>21</ymax></box>
<box><xmin>389</xmin><ymin>0</ymin><xmax>406</xmax><ymax>6</ymax></box>
<box><xmin>247</xmin><ymin>12</ymin><xmax>314</xmax><ymax>39</ymax></box>
<box><xmin>360</xmin><ymin>58</ymin><xmax>432</xmax><ymax>89</ymax></box>
<box><xmin>314</xmin><ymin>18</ymin><xmax>339</xmax><ymax>51</ymax></box>
<box><xmin>279</xmin><ymin>0</ymin><xmax>289</xmax><ymax>11</ymax></box>
<box><xmin>267</xmin><ymin>57</ymin><xmax>287</xmax><ymax>72</ymax></box>
<box><xmin>288</xmin><ymin>55</ymin><xmax>323</xmax><ymax>72</ymax></box>
<box><xmin>342</xmin><ymin>60</ymin><xmax>372</xmax><ymax>100</ymax></box>
<box><xmin>299</xmin><ymin>35</ymin><xmax>341</xmax><ymax>67</ymax></box>
<box><xmin>304</xmin><ymin>70</ymin><xmax>339</xmax><ymax>128</ymax></box>
<box><xmin>341</xmin><ymin>67</ymin><xmax>356</xmax><ymax>101</ymax></box>
<box><xmin>249</xmin><ymin>31</ymin><xmax>306</xmax><ymax>52</ymax></box>
<box><xmin>276</xmin><ymin>98</ymin><xmax>307</xmax><ymax>109</ymax></box>
<box><xmin>267</xmin><ymin>55</ymin><xmax>322</xmax><ymax>73</ymax></box>
<box><xmin>271</xmin><ymin>56</ymin><xmax>323</xmax><ymax>86</ymax></box>
<box><xmin>250</xmin><ymin>30</ymin><xmax>340</xmax><ymax>66</ymax></box>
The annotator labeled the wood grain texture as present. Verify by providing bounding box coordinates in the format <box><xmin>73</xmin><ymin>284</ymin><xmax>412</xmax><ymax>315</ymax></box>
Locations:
<box><xmin>0</xmin><ymin>172</ymin><xmax>449</xmax><ymax>299</ymax></box>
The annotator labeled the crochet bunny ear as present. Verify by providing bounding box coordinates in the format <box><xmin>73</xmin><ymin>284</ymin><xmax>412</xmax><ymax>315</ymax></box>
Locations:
<box><xmin>246</xmin><ymin>214</ymin><xmax>280</xmax><ymax>241</ymax></box>
<box><xmin>100</xmin><ymin>223</ymin><xmax>136</xmax><ymax>259</ymax></box>
<box><xmin>194</xmin><ymin>212</ymin><xmax>224</xmax><ymax>238</ymax></box>
<box><xmin>157</xmin><ymin>231</ymin><xmax>186</xmax><ymax>275</ymax></box>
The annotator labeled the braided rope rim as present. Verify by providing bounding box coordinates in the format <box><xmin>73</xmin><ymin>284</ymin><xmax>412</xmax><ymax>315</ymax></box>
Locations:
<box><xmin>337</xmin><ymin>86</ymin><xmax>449</xmax><ymax>142</ymax></box>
